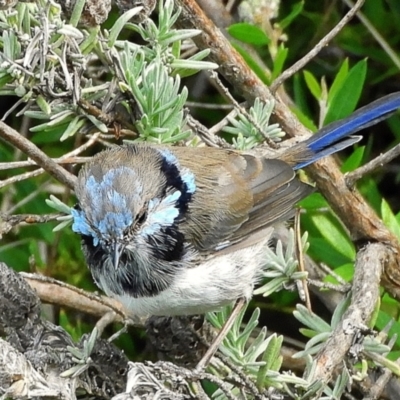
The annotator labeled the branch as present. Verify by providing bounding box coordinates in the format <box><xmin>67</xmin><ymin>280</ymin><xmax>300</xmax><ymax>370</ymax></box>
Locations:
<box><xmin>270</xmin><ymin>0</ymin><xmax>365</xmax><ymax>92</ymax></box>
<box><xmin>312</xmin><ymin>242</ymin><xmax>385</xmax><ymax>385</ymax></box>
<box><xmin>0</xmin><ymin>121</ymin><xmax>77</xmax><ymax>190</ymax></box>
<box><xmin>346</xmin><ymin>143</ymin><xmax>400</xmax><ymax>188</ymax></box>
<box><xmin>21</xmin><ymin>272</ymin><xmax>129</xmax><ymax>323</ymax></box>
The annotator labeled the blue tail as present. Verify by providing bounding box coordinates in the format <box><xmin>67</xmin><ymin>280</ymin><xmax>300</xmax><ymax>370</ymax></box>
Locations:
<box><xmin>294</xmin><ymin>92</ymin><xmax>400</xmax><ymax>170</ymax></box>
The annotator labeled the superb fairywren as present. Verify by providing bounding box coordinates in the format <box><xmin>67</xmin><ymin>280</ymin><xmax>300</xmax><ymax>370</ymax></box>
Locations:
<box><xmin>71</xmin><ymin>93</ymin><xmax>400</xmax><ymax>367</ymax></box>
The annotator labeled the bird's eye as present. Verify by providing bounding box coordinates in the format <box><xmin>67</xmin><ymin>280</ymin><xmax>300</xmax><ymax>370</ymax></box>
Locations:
<box><xmin>136</xmin><ymin>210</ymin><xmax>147</xmax><ymax>225</ymax></box>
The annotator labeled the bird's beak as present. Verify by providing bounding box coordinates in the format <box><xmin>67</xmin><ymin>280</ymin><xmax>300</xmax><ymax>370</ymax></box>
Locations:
<box><xmin>112</xmin><ymin>242</ymin><xmax>125</xmax><ymax>269</ymax></box>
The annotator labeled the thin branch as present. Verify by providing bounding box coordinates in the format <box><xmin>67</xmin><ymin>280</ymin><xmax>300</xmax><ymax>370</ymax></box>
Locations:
<box><xmin>156</xmin><ymin>361</ymin><xmax>238</xmax><ymax>400</ymax></box>
<box><xmin>362</xmin><ymin>361</ymin><xmax>396</xmax><ymax>400</ymax></box>
<box><xmin>0</xmin><ymin>169</ymin><xmax>45</xmax><ymax>189</ymax></box>
<box><xmin>209</xmin><ymin>70</ymin><xmax>278</xmax><ymax>148</ymax></box>
<box><xmin>311</xmin><ymin>242</ymin><xmax>386</xmax><ymax>386</ymax></box>
<box><xmin>346</xmin><ymin>143</ymin><xmax>400</xmax><ymax>188</ymax></box>
<box><xmin>0</xmin><ymin>132</ymin><xmax>100</xmax><ymax>188</ymax></box>
<box><xmin>0</xmin><ymin>121</ymin><xmax>77</xmax><ymax>189</ymax></box>
<box><xmin>186</xmin><ymin>112</ymin><xmax>231</xmax><ymax>148</ymax></box>
<box><xmin>295</xmin><ymin>210</ymin><xmax>311</xmax><ymax>311</ymax></box>
<box><xmin>20</xmin><ymin>272</ymin><xmax>136</xmax><ymax>324</ymax></box>
<box><xmin>0</xmin><ymin>213</ymin><xmax>63</xmax><ymax>237</ymax></box>
<box><xmin>342</xmin><ymin>0</ymin><xmax>400</xmax><ymax>70</ymax></box>
<box><xmin>209</xmin><ymin>108</ymin><xmax>238</xmax><ymax>135</ymax></box>
<box><xmin>62</xmin><ymin>131</ymin><xmax>101</xmax><ymax>158</ymax></box>
<box><xmin>0</xmin><ymin>157</ymin><xmax>90</xmax><ymax>170</ymax></box>
<box><xmin>362</xmin><ymin>358</ymin><xmax>400</xmax><ymax>400</ymax></box>
<box><xmin>185</xmin><ymin>101</ymin><xmax>234</xmax><ymax>110</ymax></box>
<box><xmin>270</xmin><ymin>0</ymin><xmax>365</xmax><ymax>92</ymax></box>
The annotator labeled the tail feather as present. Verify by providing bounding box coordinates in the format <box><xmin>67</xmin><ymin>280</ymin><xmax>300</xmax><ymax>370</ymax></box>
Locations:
<box><xmin>294</xmin><ymin>92</ymin><xmax>400</xmax><ymax>170</ymax></box>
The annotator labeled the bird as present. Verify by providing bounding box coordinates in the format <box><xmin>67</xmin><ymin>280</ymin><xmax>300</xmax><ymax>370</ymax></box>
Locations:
<box><xmin>71</xmin><ymin>92</ymin><xmax>400</xmax><ymax>368</ymax></box>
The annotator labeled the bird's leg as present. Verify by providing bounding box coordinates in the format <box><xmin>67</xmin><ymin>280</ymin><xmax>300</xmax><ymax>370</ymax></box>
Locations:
<box><xmin>194</xmin><ymin>297</ymin><xmax>247</xmax><ymax>372</ymax></box>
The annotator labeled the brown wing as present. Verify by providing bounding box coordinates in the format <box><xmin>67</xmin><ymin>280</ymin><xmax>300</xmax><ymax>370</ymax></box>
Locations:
<box><xmin>172</xmin><ymin>147</ymin><xmax>313</xmax><ymax>252</ymax></box>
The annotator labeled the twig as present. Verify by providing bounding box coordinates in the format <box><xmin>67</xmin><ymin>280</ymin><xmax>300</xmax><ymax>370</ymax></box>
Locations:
<box><xmin>214</xmin><ymin>354</ymin><xmax>263</xmax><ymax>399</ymax></box>
<box><xmin>362</xmin><ymin>355</ymin><xmax>400</xmax><ymax>400</ymax></box>
<box><xmin>295</xmin><ymin>210</ymin><xmax>311</xmax><ymax>311</ymax></box>
<box><xmin>0</xmin><ymin>157</ymin><xmax>90</xmax><ymax>170</ymax></box>
<box><xmin>0</xmin><ymin>213</ymin><xmax>63</xmax><ymax>236</ymax></box>
<box><xmin>0</xmin><ymin>169</ymin><xmax>45</xmax><ymax>189</ymax></box>
<box><xmin>308</xmin><ymin>279</ymin><xmax>351</xmax><ymax>293</ymax></box>
<box><xmin>270</xmin><ymin>0</ymin><xmax>365</xmax><ymax>92</ymax></box>
<box><xmin>311</xmin><ymin>242</ymin><xmax>386</xmax><ymax>388</ymax></box>
<box><xmin>0</xmin><ymin>132</ymin><xmax>100</xmax><ymax>189</ymax></box>
<box><xmin>62</xmin><ymin>131</ymin><xmax>101</xmax><ymax>157</ymax></box>
<box><xmin>318</xmin><ymin>262</ymin><xmax>351</xmax><ymax>287</ymax></box>
<box><xmin>95</xmin><ymin>311</ymin><xmax>118</xmax><ymax>336</ymax></box>
<box><xmin>186</xmin><ymin>101</ymin><xmax>234</xmax><ymax>110</ymax></box>
<box><xmin>186</xmin><ymin>112</ymin><xmax>231</xmax><ymax>148</ymax></box>
<box><xmin>362</xmin><ymin>360</ymin><xmax>397</xmax><ymax>400</ymax></box>
<box><xmin>346</xmin><ymin>143</ymin><xmax>400</xmax><ymax>188</ymax></box>
<box><xmin>209</xmin><ymin>108</ymin><xmax>238</xmax><ymax>135</ymax></box>
<box><xmin>20</xmin><ymin>272</ymin><xmax>136</xmax><ymax>324</ymax></box>
<box><xmin>209</xmin><ymin>70</ymin><xmax>278</xmax><ymax>148</ymax></box>
<box><xmin>342</xmin><ymin>0</ymin><xmax>400</xmax><ymax>70</ymax></box>
<box><xmin>0</xmin><ymin>121</ymin><xmax>77</xmax><ymax>189</ymax></box>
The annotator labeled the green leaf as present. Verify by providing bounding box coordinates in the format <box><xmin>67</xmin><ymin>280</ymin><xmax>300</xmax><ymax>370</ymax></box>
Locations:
<box><xmin>298</xmin><ymin>193</ymin><xmax>327</xmax><ymax>210</ymax></box>
<box><xmin>291</xmin><ymin>105</ymin><xmax>318</xmax><ymax>131</ymax></box>
<box><xmin>30</xmin><ymin>112</ymin><xmax>75</xmax><ymax>132</ymax></box>
<box><xmin>68</xmin><ymin>0</ymin><xmax>86</xmax><ymax>27</ymax></box>
<box><xmin>328</xmin><ymin>59</ymin><xmax>349</xmax><ymax>102</ymax></box>
<box><xmin>368</xmin><ymin>297</ymin><xmax>381</xmax><ymax>329</ymax></box>
<box><xmin>293</xmin><ymin>74</ymin><xmax>313</xmax><ymax>118</ymax></box>
<box><xmin>324</xmin><ymin>263</ymin><xmax>354</xmax><ymax>284</ymax></box>
<box><xmin>341</xmin><ymin>146</ymin><xmax>365</xmax><ymax>173</ymax></box>
<box><xmin>60</xmin><ymin>116</ymin><xmax>86</xmax><ymax>141</ymax></box>
<box><xmin>381</xmin><ymin>198</ymin><xmax>400</xmax><ymax>240</ymax></box>
<box><xmin>271</xmin><ymin>45</ymin><xmax>288</xmax><ymax>80</ymax></box>
<box><xmin>228</xmin><ymin>23</ymin><xmax>270</xmax><ymax>46</ymax></box>
<box><xmin>310</xmin><ymin>213</ymin><xmax>355</xmax><ymax>260</ymax></box>
<box><xmin>279</xmin><ymin>1</ymin><xmax>304</xmax><ymax>29</ymax></box>
<box><xmin>303</xmin><ymin>70</ymin><xmax>321</xmax><ymax>100</ymax></box>
<box><xmin>86</xmin><ymin>115</ymin><xmax>108</xmax><ymax>133</ymax></box>
<box><xmin>375</xmin><ymin>309</ymin><xmax>400</xmax><ymax>348</ymax></box>
<box><xmin>170</xmin><ymin>59</ymin><xmax>218</xmax><ymax>71</ymax></box>
<box><xmin>331</xmin><ymin>296</ymin><xmax>351</xmax><ymax>329</ymax></box>
<box><xmin>35</xmin><ymin>95</ymin><xmax>51</xmax><ymax>115</ymax></box>
<box><xmin>108</xmin><ymin>6</ymin><xmax>144</xmax><ymax>47</ymax></box>
<box><xmin>359</xmin><ymin>177</ymin><xmax>382</xmax><ymax>213</ymax></box>
<box><xmin>324</xmin><ymin>59</ymin><xmax>367</xmax><ymax>124</ymax></box>
<box><xmin>80</xmin><ymin>26</ymin><xmax>100</xmax><ymax>54</ymax></box>
<box><xmin>46</xmin><ymin>195</ymin><xmax>72</xmax><ymax>214</ymax></box>
<box><xmin>298</xmin><ymin>328</ymin><xmax>317</xmax><ymax>339</ymax></box>
<box><xmin>294</xmin><ymin>304</ymin><xmax>331</xmax><ymax>333</ymax></box>
<box><xmin>0</xmin><ymin>73</ymin><xmax>13</xmax><ymax>89</ymax></box>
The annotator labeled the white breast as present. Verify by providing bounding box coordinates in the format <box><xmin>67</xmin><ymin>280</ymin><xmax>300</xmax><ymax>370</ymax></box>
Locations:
<box><xmin>109</xmin><ymin>231</ymin><xmax>273</xmax><ymax>318</ymax></box>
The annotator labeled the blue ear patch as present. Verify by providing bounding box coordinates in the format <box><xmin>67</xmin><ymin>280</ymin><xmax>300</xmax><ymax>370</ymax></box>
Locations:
<box><xmin>157</xmin><ymin>148</ymin><xmax>196</xmax><ymax>194</ymax></box>
<box><xmin>71</xmin><ymin>207</ymin><xmax>100</xmax><ymax>246</ymax></box>
<box><xmin>142</xmin><ymin>191</ymin><xmax>181</xmax><ymax>236</ymax></box>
